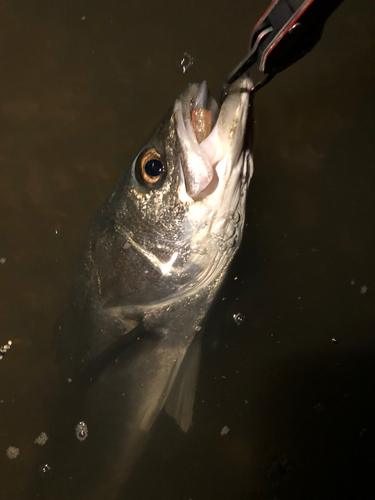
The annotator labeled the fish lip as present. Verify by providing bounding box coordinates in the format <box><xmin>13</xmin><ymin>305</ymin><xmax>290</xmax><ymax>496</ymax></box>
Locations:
<box><xmin>175</xmin><ymin>75</ymin><xmax>252</xmax><ymax>201</ymax></box>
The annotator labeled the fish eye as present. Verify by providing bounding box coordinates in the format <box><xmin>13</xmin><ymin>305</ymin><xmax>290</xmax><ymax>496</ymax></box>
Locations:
<box><xmin>139</xmin><ymin>149</ymin><xmax>166</xmax><ymax>187</ymax></box>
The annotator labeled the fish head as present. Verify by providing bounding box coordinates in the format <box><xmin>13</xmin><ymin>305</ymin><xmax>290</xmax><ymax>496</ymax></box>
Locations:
<box><xmin>98</xmin><ymin>76</ymin><xmax>253</xmax><ymax>307</ymax></box>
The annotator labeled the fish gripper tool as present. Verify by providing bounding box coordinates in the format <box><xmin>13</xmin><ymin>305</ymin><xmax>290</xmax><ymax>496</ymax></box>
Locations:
<box><xmin>224</xmin><ymin>0</ymin><xmax>344</xmax><ymax>95</ymax></box>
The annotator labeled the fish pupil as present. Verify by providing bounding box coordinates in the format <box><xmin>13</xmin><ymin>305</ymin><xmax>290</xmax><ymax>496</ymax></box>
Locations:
<box><xmin>145</xmin><ymin>159</ymin><xmax>163</xmax><ymax>177</ymax></box>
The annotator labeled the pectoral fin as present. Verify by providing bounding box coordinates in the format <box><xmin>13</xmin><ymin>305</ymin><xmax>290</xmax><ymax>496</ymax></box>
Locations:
<box><xmin>165</xmin><ymin>333</ymin><xmax>202</xmax><ymax>432</ymax></box>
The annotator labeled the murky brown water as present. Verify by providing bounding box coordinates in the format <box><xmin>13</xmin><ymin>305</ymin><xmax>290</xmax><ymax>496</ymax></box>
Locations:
<box><xmin>0</xmin><ymin>1</ymin><xmax>374</xmax><ymax>499</ymax></box>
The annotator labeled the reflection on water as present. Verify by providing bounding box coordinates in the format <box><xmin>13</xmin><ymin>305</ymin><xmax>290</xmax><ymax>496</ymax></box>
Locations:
<box><xmin>0</xmin><ymin>1</ymin><xmax>374</xmax><ymax>499</ymax></box>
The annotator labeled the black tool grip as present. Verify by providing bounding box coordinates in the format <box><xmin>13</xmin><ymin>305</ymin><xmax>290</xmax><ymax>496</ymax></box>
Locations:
<box><xmin>253</xmin><ymin>0</ymin><xmax>344</xmax><ymax>74</ymax></box>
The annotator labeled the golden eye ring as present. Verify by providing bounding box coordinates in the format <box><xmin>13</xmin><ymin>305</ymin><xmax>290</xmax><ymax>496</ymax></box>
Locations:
<box><xmin>140</xmin><ymin>149</ymin><xmax>165</xmax><ymax>186</ymax></box>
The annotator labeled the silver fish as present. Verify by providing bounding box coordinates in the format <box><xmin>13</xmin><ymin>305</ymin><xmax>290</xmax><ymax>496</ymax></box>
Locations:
<box><xmin>48</xmin><ymin>74</ymin><xmax>253</xmax><ymax>499</ymax></box>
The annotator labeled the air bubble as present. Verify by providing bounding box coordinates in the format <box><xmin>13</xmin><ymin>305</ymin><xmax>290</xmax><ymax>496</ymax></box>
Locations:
<box><xmin>39</xmin><ymin>463</ymin><xmax>52</xmax><ymax>477</ymax></box>
<box><xmin>233</xmin><ymin>313</ymin><xmax>245</xmax><ymax>325</ymax></box>
<box><xmin>6</xmin><ymin>446</ymin><xmax>19</xmax><ymax>459</ymax></box>
<box><xmin>180</xmin><ymin>52</ymin><xmax>195</xmax><ymax>73</ymax></box>
<box><xmin>220</xmin><ymin>426</ymin><xmax>230</xmax><ymax>436</ymax></box>
<box><xmin>75</xmin><ymin>421</ymin><xmax>88</xmax><ymax>441</ymax></box>
<box><xmin>34</xmin><ymin>432</ymin><xmax>48</xmax><ymax>446</ymax></box>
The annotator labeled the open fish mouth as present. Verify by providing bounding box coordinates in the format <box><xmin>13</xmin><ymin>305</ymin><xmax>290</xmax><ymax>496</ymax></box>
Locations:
<box><xmin>174</xmin><ymin>75</ymin><xmax>252</xmax><ymax>199</ymax></box>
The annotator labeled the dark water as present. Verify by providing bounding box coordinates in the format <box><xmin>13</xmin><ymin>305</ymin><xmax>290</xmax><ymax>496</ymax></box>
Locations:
<box><xmin>0</xmin><ymin>1</ymin><xmax>374</xmax><ymax>498</ymax></box>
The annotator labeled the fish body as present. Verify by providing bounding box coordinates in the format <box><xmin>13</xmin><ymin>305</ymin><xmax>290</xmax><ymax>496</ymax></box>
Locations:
<box><xmin>45</xmin><ymin>75</ymin><xmax>253</xmax><ymax>499</ymax></box>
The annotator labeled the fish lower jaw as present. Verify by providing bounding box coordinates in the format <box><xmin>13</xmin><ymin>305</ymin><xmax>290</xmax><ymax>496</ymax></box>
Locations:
<box><xmin>175</xmin><ymin>76</ymin><xmax>251</xmax><ymax>199</ymax></box>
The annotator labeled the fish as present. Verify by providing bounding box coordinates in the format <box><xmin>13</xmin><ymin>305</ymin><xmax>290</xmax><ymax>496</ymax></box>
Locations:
<box><xmin>42</xmin><ymin>74</ymin><xmax>254</xmax><ymax>500</ymax></box>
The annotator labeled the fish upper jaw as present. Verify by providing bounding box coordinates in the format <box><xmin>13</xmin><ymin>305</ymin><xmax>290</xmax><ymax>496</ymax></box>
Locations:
<box><xmin>174</xmin><ymin>75</ymin><xmax>252</xmax><ymax>202</ymax></box>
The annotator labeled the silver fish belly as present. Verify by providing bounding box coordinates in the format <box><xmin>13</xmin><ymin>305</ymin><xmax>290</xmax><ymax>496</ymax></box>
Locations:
<box><xmin>47</xmin><ymin>75</ymin><xmax>253</xmax><ymax>499</ymax></box>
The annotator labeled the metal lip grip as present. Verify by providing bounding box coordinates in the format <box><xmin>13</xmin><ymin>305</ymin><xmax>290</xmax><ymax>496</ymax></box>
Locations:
<box><xmin>225</xmin><ymin>0</ymin><xmax>344</xmax><ymax>90</ymax></box>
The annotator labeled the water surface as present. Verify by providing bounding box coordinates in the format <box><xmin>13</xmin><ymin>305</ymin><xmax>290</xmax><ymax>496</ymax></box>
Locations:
<box><xmin>0</xmin><ymin>1</ymin><xmax>374</xmax><ymax>498</ymax></box>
